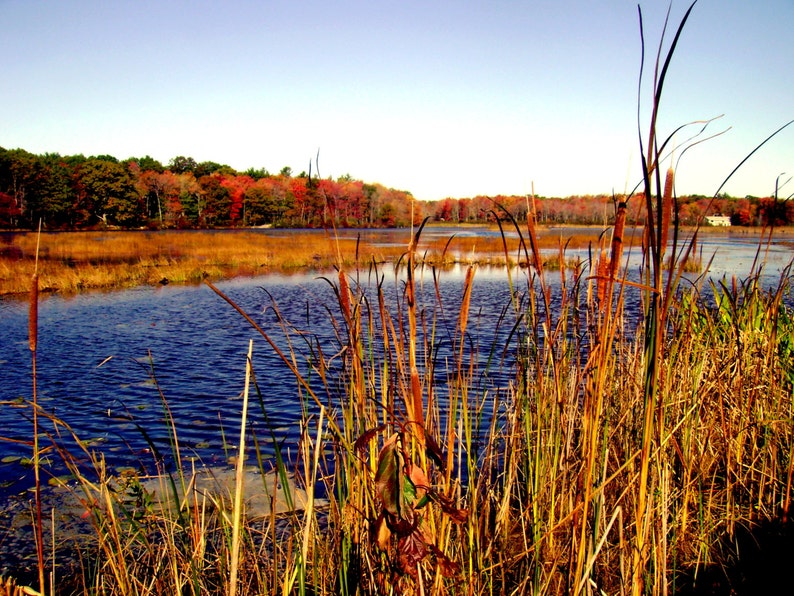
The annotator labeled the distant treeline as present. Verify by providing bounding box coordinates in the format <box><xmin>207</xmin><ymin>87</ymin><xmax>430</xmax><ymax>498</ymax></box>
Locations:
<box><xmin>432</xmin><ymin>192</ymin><xmax>793</xmax><ymax>227</ymax></box>
<box><xmin>1</xmin><ymin>147</ymin><xmax>789</xmax><ymax>230</ymax></box>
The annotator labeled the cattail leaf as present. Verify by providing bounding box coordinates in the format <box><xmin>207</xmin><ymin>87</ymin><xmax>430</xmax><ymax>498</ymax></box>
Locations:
<box><xmin>660</xmin><ymin>168</ymin><xmax>674</xmax><ymax>259</ymax></box>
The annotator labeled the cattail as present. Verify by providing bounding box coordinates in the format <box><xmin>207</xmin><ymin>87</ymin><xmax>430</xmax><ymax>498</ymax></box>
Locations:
<box><xmin>660</xmin><ymin>167</ymin><xmax>675</xmax><ymax>260</ymax></box>
<box><xmin>29</xmin><ymin>273</ymin><xmax>38</xmax><ymax>353</ymax></box>
<box><xmin>526</xmin><ymin>195</ymin><xmax>543</xmax><ymax>275</ymax></box>
<box><xmin>596</xmin><ymin>248</ymin><xmax>609</xmax><ymax>308</ymax></box>
<box><xmin>609</xmin><ymin>201</ymin><xmax>627</xmax><ymax>282</ymax></box>
<box><xmin>458</xmin><ymin>266</ymin><xmax>475</xmax><ymax>338</ymax></box>
<box><xmin>404</xmin><ymin>234</ymin><xmax>424</xmax><ymax>445</ymax></box>
<box><xmin>338</xmin><ymin>268</ymin><xmax>352</xmax><ymax>323</ymax></box>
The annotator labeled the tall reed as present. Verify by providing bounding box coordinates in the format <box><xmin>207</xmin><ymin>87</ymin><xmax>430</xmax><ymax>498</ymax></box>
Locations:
<box><xmin>29</xmin><ymin>223</ymin><xmax>46</xmax><ymax>596</ymax></box>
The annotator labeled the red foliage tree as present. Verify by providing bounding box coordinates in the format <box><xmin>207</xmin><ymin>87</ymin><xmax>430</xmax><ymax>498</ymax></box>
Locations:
<box><xmin>220</xmin><ymin>174</ymin><xmax>254</xmax><ymax>224</ymax></box>
<box><xmin>0</xmin><ymin>191</ymin><xmax>21</xmax><ymax>228</ymax></box>
<box><xmin>287</xmin><ymin>177</ymin><xmax>310</xmax><ymax>225</ymax></box>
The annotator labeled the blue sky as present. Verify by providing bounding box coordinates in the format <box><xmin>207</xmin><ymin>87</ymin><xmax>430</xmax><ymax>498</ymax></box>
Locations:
<box><xmin>1</xmin><ymin>0</ymin><xmax>791</xmax><ymax>201</ymax></box>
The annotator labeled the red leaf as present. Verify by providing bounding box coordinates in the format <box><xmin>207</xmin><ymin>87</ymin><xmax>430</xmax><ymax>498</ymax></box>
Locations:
<box><xmin>398</xmin><ymin>532</ymin><xmax>427</xmax><ymax>576</ymax></box>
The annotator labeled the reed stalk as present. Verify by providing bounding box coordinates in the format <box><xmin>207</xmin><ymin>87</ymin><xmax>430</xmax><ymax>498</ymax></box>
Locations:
<box><xmin>28</xmin><ymin>221</ymin><xmax>46</xmax><ymax>596</ymax></box>
<box><xmin>632</xmin><ymin>3</ymin><xmax>697</xmax><ymax>593</ymax></box>
<box><xmin>229</xmin><ymin>339</ymin><xmax>253</xmax><ymax>596</ymax></box>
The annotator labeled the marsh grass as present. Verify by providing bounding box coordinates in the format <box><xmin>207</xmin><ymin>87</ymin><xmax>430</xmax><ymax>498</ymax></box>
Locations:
<box><xmin>0</xmin><ymin>228</ymin><xmax>621</xmax><ymax>296</ymax></box>
<box><xmin>0</xmin><ymin>231</ymin><xmax>382</xmax><ymax>295</ymax></box>
<box><xmin>5</xmin><ymin>2</ymin><xmax>794</xmax><ymax>594</ymax></box>
<box><xmin>6</xmin><ymin>204</ymin><xmax>791</xmax><ymax>595</ymax></box>
<box><xmin>0</xmin><ymin>225</ymin><xmax>773</xmax><ymax>297</ymax></box>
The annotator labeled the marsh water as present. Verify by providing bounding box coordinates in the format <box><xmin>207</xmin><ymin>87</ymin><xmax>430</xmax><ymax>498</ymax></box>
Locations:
<box><xmin>1</xmin><ymin>227</ymin><xmax>793</xmax><ymax>504</ymax></box>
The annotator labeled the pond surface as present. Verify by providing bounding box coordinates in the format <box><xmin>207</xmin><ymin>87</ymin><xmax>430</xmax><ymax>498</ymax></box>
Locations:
<box><xmin>0</xmin><ymin>264</ymin><xmax>528</xmax><ymax>499</ymax></box>
<box><xmin>0</xmin><ymin>228</ymin><xmax>792</xmax><ymax>504</ymax></box>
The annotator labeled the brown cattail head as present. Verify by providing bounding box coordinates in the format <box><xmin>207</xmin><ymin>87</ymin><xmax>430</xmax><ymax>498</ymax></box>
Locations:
<box><xmin>526</xmin><ymin>193</ymin><xmax>543</xmax><ymax>275</ymax></box>
<box><xmin>459</xmin><ymin>266</ymin><xmax>475</xmax><ymax>338</ymax></box>
<box><xmin>338</xmin><ymin>268</ymin><xmax>352</xmax><ymax>324</ymax></box>
<box><xmin>596</xmin><ymin>248</ymin><xmax>609</xmax><ymax>309</ymax></box>
<box><xmin>609</xmin><ymin>201</ymin><xmax>627</xmax><ymax>282</ymax></box>
<box><xmin>29</xmin><ymin>273</ymin><xmax>39</xmax><ymax>352</ymax></box>
<box><xmin>660</xmin><ymin>167</ymin><xmax>675</xmax><ymax>259</ymax></box>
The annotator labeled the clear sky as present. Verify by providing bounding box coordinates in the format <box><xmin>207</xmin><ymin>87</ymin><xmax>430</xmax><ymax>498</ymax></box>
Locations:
<box><xmin>1</xmin><ymin>0</ymin><xmax>791</xmax><ymax>201</ymax></box>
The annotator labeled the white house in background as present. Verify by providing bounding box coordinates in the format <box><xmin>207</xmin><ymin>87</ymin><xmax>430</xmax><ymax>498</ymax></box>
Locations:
<box><xmin>705</xmin><ymin>215</ymin><xmax>731</xmax><ymax>226</ymax></box>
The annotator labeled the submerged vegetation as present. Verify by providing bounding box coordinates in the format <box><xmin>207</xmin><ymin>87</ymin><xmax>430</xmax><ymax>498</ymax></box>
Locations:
<box><xmin>3</xmin><ymin>2</ymin><xmax>794</xmax><ymax>595</ymax></box>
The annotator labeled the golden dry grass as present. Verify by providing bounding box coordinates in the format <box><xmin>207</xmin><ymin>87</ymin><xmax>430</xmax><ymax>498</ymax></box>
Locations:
<box><xmin>0</xmin><ymin>230</ymin><xmax>392</xmax><ymax>295</ymax></box>
<box><xmin>0</xmin><ymin>227</ymin><xmax>618</xmax><ymax>296</ymax></box>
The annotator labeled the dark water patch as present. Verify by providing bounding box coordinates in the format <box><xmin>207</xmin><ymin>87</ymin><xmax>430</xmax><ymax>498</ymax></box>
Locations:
<box><xmin>675</xmin><ymin>514</ymin><xmax>794</xmax><ymax>594</ymax></box>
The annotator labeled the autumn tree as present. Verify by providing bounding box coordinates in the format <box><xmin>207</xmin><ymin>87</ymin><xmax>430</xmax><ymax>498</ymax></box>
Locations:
<box><xmin>338</xmin><ymin>178</ymin><xmax>368</xmax><ymax>225</ymax></box>
<box><xmin>32</xmin><ymin>154</ymin><xmax>73</xmax><ymax>228</ymax></box>
<box><xmin>195</xmin><ymin>161</ymin><xmax>232</xmax><ymax>178</ymax></box>
<box><xmin>0</xmin><ymin>148</ymin><xmax>39</xmax><ymax>227</ymax></box>
<box><xmin>175</xmin><ymin>172</ymin><xmax>202</xmax><ymax>226</ymax></box>
<box><xmin>730</xmin><ymin>198</ymin><xmax>753</xmax><ymax>226</ymax></box>
<box><xmin>0</xmin><ymin>144</ymin><xmax>495</xmax><ymax>230</ymax></box>
<box><xmin>0</xmin><ymin>191</ymin><xmax>20</xmax><ymax>228</ymax></box>
<box><xmin>285</xmin><ymin>176</ymin><xmax>310</xmax><ymax>225</ymax></box>
<box><xmin>244</xmin><ymin>166</ymin><xmax>270</xmax><ymax>180</ymax></box>
<box><xmin>197</xmin><ymin>173</ymin><xmax>231</xmax><ymax>226</ymax></box>
<box><xmin>72</xmin><ymin>158</ymin><xmax>142</xmax><ymax>227</ymax></box>
<box><xmin>434</xmin><ymin>198</ymin><xmax>456</xmax><ymax>222</ymax></box>
<box><xmin>126</xmin><ymin>155</ymin><xmax>164</xmax><ymax>173</ymax></box>
<box><xmin>135</xmin><ymin>168</ymin><xmax>183</xmax><ymax>225</ymax></box>
<box><xmin>219</xmin><ymin>174</ymin><xmax>254</xmax><ymax>224</ymax></box>
<box><xmin>244</xmin><ymin>176</ymin><xmax>290</xmax><ymax>225</ymax></box>
<box><xmin>757</xmin><ymin>196</ymin><xmax>792</xmax><ymax>227</ymax></box>
<box><xmin>169</xmin><ymin>156</ymin><xmax>198</xmax><ymax>175</ymax></box>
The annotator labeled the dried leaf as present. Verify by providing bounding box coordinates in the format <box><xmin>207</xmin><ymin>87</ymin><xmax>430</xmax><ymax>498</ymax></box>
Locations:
<box><xmin>407</xmin><ymin>464</ymin><xmax>429</xmax><ymax>502</ymax></box>
<box><xmin>442</xmin><ymin>504</ymin><xmax>469</xmax><ymax>524</ymax></box>
<box><xmin>398</xmin><ymin>532</ymin><xmax>427</xmax><ymax>576</ymax></box>
<box><xmin>354</xmin><ymin>424</ymin><xmax>386</xmax><ymax>454</ymax></box>
<box><xmin>430</xmin><ymin>490</ymin><xmax>469</xmax><ymax>524</ymax></box>
<box><xmin>385</xmin><ymin>509</ymin><xmax>419</xmax><ymax>537</ymax></box>
<box><xmin>375</xmin><ymin>434</ymin><xmax>411</xmax><ymax>517</ymax></box>
<box><xmin>372</xmin><ymin>511</ymin><xmax>391</xmax><ymax>550</ymax></box>
<box><xmin>424</xmin><ymin>432</ymin><xmax>445</xmax><ymax>470</ymax></box>
<box><xmin>428</xmin><ymin>544</ymin><xmax>460</xmax><ymax>578</ymax></box>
